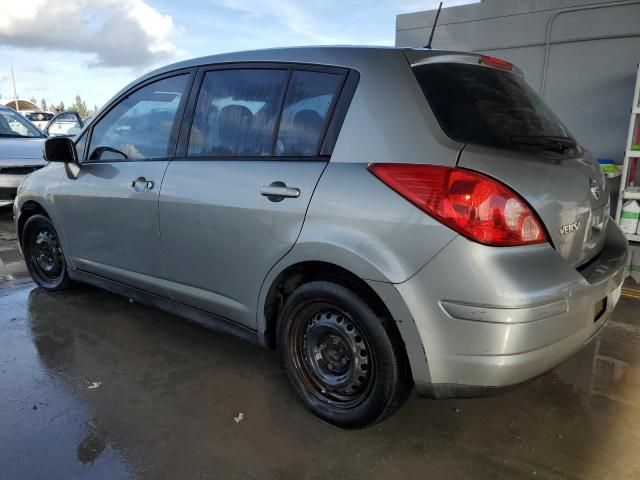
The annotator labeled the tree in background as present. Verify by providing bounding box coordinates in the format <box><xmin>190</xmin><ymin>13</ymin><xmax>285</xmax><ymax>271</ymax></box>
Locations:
<box><xmin>70</xmin><ymin>94</ymin><xmax>90</xmax><ymax>118</ymax></box>
<box><xmin>45</xmin><ymin>96</ymin><xmax>99</xmax><ymax>117</ymax></box>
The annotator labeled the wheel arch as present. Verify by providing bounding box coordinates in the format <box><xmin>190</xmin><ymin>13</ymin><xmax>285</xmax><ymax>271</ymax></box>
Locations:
<box><xmin>258</xmin><ymin>247</ymin><xmax>434</xmax><ymax>388</ymax></box>
<box><xmin>260</xmin><ymin>257</ymin><xmax>441</xmax><ymax>390</ymax></box>
<box><xmin>261</xmin><ymin>260</ymin><xmax>393</xmax><ymax>348</ymax></box>
<box><xmin>17</xmin><ymin>200</ymin><xmax>50</xmax><ymax>247</ymax></box>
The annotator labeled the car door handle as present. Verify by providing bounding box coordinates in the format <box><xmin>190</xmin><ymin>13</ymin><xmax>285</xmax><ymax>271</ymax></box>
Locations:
<box><xmin>260</xmin><ymin>182</ymin><xmax>300</xmax><ymax>201</ymax></box>
<box><xmin>131</xmin><ymin>177</ymin><xmax>154</xmax><ymax>192</ymax></box>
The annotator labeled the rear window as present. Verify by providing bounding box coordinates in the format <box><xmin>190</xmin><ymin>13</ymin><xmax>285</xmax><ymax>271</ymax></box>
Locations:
<box><xmin>25</xmin><ymin>112</ymin><xmax>54</xmax><ymax>122</ymax></box>
<box><xmin>413</xmin><ymin>63</ymin><xmax>573</xmax><ymax>151</ymax></box>
<box><xmin>275</xmin><ymin>70</ymin><xmax>343</xmax><ymax>156</ymax></box>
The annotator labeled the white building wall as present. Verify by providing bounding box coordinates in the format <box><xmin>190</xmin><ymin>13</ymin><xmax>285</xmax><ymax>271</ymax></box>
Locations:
<box><xmin>396</xmin><ymin>0</ymin><xmax>640</xmax><ymax>163</ymax></box>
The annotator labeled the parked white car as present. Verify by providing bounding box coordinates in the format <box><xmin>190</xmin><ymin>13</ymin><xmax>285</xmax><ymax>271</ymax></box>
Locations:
<box><xmin>44</xmin><ymin>111</ymin><xmax>84</xmax><ymax>137</ymax></box>
<box><xmin>23</xmin><ymin>111</ymin><xmax>55</xmax><ymax>131</ymax></box>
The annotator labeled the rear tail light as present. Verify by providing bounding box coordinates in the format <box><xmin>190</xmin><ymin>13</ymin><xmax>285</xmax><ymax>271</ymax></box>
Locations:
<box><xmin>368</xmin><ymin>164</ymin><xmax>547</xmax><ymax>247</ymax></box>
<box><xmin>479</xmin><ymin>55</ymin><xmax>513</xmax><ymax>71</ymax></box>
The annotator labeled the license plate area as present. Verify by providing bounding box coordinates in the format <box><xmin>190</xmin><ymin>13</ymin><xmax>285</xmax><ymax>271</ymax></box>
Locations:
<box><xmin>594</xmin><ymin>297</ymin><xmax>607</xmax><ymax>322</ymax></box>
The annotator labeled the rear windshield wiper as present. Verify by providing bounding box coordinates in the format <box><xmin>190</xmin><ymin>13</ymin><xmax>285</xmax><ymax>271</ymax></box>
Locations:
<box><xmin>510</xmin><ymin>135</ymin><xmax>577</xmax><ymax>153</ymax></box>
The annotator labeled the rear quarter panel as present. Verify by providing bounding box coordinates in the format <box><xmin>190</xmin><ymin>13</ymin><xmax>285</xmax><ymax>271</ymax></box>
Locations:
<box><xmin>284</xmin><ymin>162</ymin><xmax>458</xmax><ymax>283</ymax></box>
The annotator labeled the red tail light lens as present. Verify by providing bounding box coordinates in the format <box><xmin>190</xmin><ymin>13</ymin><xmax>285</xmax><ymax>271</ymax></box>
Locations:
<box><xmin>479</xmin><ymin>55</ymin><xmax>513</xmax><ymax>71</ymax></box>
<box><xmin>368</xmin><ymin>164</ymin><xmax>547</xmax><ymax>247</ymax></box>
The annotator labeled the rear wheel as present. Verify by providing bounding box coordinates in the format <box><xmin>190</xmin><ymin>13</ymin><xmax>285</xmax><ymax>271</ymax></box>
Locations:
<box><xmin>278</xmin><ymin>280</ymin><xmax>411</xmax><ymax>428</ymax></box>
<box><xmin>22</xmin><ymin>214</ymin><xmax>71</xmax><ymax>291</ymax></box>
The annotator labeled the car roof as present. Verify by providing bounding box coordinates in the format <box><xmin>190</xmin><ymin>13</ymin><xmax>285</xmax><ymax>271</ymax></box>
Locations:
<box><xmin>163</xmin><ymin>45</ymin><xmax>405</xmax><ymax>71</ymax></box>
<box><xmin>105</xmin><ymin>46</ymin><xmax>473</xmax><ymax>108</ymax></box>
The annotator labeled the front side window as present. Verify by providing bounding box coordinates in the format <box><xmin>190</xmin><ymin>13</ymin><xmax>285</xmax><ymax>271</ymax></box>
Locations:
<box><xmin>0</xmin><ymin>108</ymin><xmax>44</xmax><ymax>138</ymax></box>
<box><xmin>275</xmin><ymin>71</ymin><xmax>343</xmax><ymax>156</ymax></box>
<box><xmin>188</xmin><ymin>69</ymin><xmax>288</xmax><ymax>157</ymax></box>
<box><xmin>88</xmin><ymin>74</ymin><xmax>189</xmax><ymax>161</ymax></box>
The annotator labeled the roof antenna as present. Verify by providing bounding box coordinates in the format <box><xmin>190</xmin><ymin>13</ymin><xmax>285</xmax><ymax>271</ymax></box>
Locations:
<box><xmin>424</xmin><ymin>2</ymin><xmax>443</xmax><ymax>49</ymax></box>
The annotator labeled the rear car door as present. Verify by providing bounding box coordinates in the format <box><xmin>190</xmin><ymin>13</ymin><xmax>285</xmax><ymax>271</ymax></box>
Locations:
<box><xmin>58</xmin><ymin>72</ymin><xmax>193</xmax><ymax>295</ymax></box>
<box><xmin>159</xmin><ymin>65</ymin><xmax>349</xmax><ymax>328</ymax></box>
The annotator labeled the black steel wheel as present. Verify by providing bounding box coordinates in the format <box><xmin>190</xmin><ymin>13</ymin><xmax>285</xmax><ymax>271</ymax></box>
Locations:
<box><xmin>22</xmin><ymin>214</ymin><xmax>71</xmax><ymax>290</ymax></box>
<box><xmin>291</xmin><ymin>306</ymin><xmax>374</xmax><ymax>408</ymax></box>
<box><xmin>278</xmin><ymin>280</ymin><xmax>411</xmax><ymax>428</ymax></box>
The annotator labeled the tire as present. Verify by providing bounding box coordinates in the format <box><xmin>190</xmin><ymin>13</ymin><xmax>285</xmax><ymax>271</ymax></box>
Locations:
<box><xmin>22</xmin><ymin>214</ymin><xmax>71</xmax><ymax>291</ymax></box>
<box><xmin>277</xmin><ymin>280</ymin><xmax>412</xmax><ymax>428</ymax></box>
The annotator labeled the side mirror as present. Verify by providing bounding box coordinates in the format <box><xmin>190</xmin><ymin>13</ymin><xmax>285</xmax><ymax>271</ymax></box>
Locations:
<box><xmin>43</xmin><ymin>137</ymin><xmax>78</xmax><ymax>163</ymax></box>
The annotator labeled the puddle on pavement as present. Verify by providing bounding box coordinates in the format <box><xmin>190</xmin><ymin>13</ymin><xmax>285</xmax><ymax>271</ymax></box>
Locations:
<box><xmin>0</xmin><ymin>244</ymin><xmax>29</xmax><ymax>283</ymax></box>
<box><xmin>0</xmin><ymin>210</ymin><xmax>29</xmax><ymax>285</ymax></box>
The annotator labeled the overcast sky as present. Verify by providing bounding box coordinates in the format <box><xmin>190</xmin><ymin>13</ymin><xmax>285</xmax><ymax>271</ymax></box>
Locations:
<box><xmin>0</xmin><ymin>0</ymin><xmax>477</xmax><ymax>109</ymax></box>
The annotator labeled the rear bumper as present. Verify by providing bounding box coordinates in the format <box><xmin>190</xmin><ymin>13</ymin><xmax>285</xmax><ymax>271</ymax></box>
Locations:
<box><xmin>394</xmin><ymin>221</ymin><xmax>628</xmax><ymax>398</ymax></box>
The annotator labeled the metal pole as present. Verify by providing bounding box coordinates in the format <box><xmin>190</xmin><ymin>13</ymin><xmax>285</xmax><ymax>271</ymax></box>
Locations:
<box><xmin>10</xmin><ymin>63</ymin><xmax>19</xmax><ymax>111</ymax></box>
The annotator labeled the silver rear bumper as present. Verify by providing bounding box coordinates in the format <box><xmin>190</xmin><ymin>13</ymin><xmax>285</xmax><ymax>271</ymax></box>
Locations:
<box><xmin>393</xmin><ymin>221</ymin><xmax>628</xmax><ymax>398</ymax></box>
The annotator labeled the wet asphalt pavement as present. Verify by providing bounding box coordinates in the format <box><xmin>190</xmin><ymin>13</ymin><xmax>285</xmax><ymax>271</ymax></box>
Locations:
<box><xmin>1</xmin><ymin>207</ymin><xmax>640</xmax><ymax>479</ymax></box>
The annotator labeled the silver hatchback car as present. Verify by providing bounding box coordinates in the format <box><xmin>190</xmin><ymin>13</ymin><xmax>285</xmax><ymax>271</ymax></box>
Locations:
<box><xmin>14</xmin><ymin>47</ymin><xmax>628</xmax><ymax>428</ymax></box>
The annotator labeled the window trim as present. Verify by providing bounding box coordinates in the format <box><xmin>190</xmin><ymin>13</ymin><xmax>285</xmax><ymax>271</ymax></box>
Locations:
<box><xmin>320</xmin><ymin>68</ymin><xmax>359</xmax><ymax>156</ymax></box>
<box><xmin>174</xmin><ymin>62</ymin><xmax>358</xmax><ymax>161</ymax></box>
<box><xmin>81</xmin><ymin>67</ymin><xmax>197</xmax><ymax>164</ymax></box>
<box><xmin>270</xmin><ymin>68</ymin><xmax>294</xmax><ymax>156</ymax></box>
<box><xmin>74</xmin><ymin>130</ymin><xmax>89</xmax><ymax>161</ymax></box>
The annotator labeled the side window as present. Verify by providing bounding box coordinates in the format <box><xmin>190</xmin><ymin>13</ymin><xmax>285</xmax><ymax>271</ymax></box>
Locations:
<box><xmin>275</xmin><ymin>71</ymin><xmax>343</xmax><ymax>156</ymax></box>
<box><xmin>88</xmin><ymin>74</ymin><xmax>189</xmax><ymax>161</ymax></box>
<box><xmin>75</xmin><ymin>131</ymin><xmax>88</xmax><ymax>160</ymax></box>
<box><xmin>188</xmin><ymin>69</ymin><xmax>287</xmax><ymax>157</ymax></box>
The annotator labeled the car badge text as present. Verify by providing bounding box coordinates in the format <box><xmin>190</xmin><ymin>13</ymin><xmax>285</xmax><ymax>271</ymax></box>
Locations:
<box><xmin>560</xmin><ymin>221</ymin><xmax>581</xmax><ymax>235</ymax></box>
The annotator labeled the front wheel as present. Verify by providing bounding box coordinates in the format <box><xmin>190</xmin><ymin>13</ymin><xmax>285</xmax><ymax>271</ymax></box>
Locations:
<box><xmin>277</xmin><ymin>280</ymin><xmax>412</xmax><ymax>428</ymax></box>
<box><xmin>22</xmin><ymin>214</ymin><xmax>71</xmax><ymax>291</ymax></box>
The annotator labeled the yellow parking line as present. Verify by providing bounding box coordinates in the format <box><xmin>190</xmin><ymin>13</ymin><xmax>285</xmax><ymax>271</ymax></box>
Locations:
<box><xmin>621</xmin><ymin>288</ymin><xmax>640</xmax><ymax>300</ymax></box>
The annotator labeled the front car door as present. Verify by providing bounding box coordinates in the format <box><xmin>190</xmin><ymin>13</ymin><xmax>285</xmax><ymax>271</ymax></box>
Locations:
<box><xmin>159</xmin><ymin>65</ymin><xmax>349</xmax><ymax>328</ymax></box>
<box><xmin>58</xmin><ymin>71</ymin><xmax>193</xmax><ymax>296</ymax></box>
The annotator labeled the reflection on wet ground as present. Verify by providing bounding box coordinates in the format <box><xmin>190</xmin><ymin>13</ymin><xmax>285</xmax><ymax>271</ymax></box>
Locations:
<box><xmin>0</xmin><ymin>209</ymin><xmax>30</xmax><ymax>286</ymax></box>
<box><xmin>1</xmin><ymin>210</ymin><xmax>640</xmax><ymax>479</ymax></box>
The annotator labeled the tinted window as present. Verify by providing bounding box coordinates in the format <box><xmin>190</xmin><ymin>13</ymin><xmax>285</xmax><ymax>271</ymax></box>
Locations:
<box><xmin>275</xmin><ymin>71</ymin><xmax>342</xmax><ymax>156</ymax></box>
<box><xmin>413</xmin><ymin>63</ymin><xmax>572</xmax><ymax>151</ymax></box>
<box><xmin>188</xmin><ymin>69</ymin><xmax>287</xmax><ymax>157</ymax></box>
<box><xmin>89</xmin><ymin>74</ymin><xmax>188</xmax><ymax>160</ymax></box>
